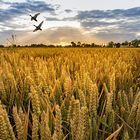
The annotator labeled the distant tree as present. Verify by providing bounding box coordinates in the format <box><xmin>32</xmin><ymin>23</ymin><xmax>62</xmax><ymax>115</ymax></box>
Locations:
<box><xmin>17</xmin><ymin>45</ymin><xmax>21</xmax><ymax>47</ymax></box>
<box><xmin>31</xmin><ymin>44</ymin><xmax>36</xmax><ymax>47</ymax></box>
<box><xmin>12</xmin><ymin>44</ymin><xmax>17</xmax><ymax>48</ymax></box>
<box><xmin>108</xmin><ymin>41</ymin><xmax>114</xmax><ymax>48</ymax></box>
<box><xmin>77</xmin><ymin>41</ymin><xmax>81</xmax><ymax>47</ymax></box>
<box><xmin>115</xmin><ymin>43</ymin><xmax>121</xmax><ymax>48</ymax></box>
<box><xmin>128</xmin><ymin>42</ymin><xmax>132</xmax><ymax>47</ymax></box>
<box><xmin>81</xmin><ymin>43</ymin><xmax>85</xmax><ymax>47</ymax></box>
<box><xmin>91</xmin><ymin>43</ymin><xmax>95</xmax><ymax>47</ymax></box>
<box><xmin>122</xmin><ymin>41</ymin><xmax>129</xmax><ymax>46</ymax></box>
<box><xmin>0</xmin><ymin>45</ymin><xmax>4</xmax><ymax>48</ymax></box>
<box><xmin>49</xmin><ymin>45</ymin><xmax>55</xmax><ymax>48</ymax></box>
<box><xmin>131</xmin><ymin>39</ymin><xmax>140</xmax><ymax>48</ymax></box>
<box><xmin>84</xmin><ymin>43</ymin><xmax>91</xmax><ymax>48</ymax></box>
<box><xmin>71</xmin><ymin>42</ymin><xmax>76</xmax><ymax>47</ymax></box>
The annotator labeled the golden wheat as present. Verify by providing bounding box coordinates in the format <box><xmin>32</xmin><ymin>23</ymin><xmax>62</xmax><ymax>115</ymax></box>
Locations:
<box><xmin>0</xmin><ymin>48</ymin><xmax>140</xmax><ymax>140</ymax></box>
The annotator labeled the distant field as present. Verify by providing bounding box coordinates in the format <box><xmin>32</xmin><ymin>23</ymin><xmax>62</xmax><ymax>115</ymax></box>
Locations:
<box><xmin>0</xmin><ymin>48</ymin><xmax>140</xmax><ymax>140</ymax></box>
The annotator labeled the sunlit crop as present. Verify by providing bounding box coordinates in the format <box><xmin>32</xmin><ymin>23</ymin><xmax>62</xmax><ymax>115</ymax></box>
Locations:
<box><xmin>0</xmin><ymin>48</ymin><xmax>140</xmax><ymax>140</ymax></box>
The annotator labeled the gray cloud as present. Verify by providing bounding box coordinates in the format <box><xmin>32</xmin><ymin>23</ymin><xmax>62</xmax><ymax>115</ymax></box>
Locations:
<box><xmin>76</xmin><ymin>7</ymin><xmax>140</xmax><ymax>29</ymax></box>
<box><xmin>74</xmin><ymin>7</ymin><xmax>140</xmax><ymax>42</ymax></box>
<box><xmin>0</xmin><ymin>29</ymin><xmax>29</xmax><ymax>45</ymax></box>
<box><xmin>22</xmin><ymin>27</ymin><xmax>86</xmax><ymax>44</ymax></box>
<box><xmin>0</xmin><ymin>0</ymin><xmax>60</xmax><ymax>42</ymax></box>
<box><xmin>0</xmin><ymin>0</ymin><xmax>57</xmax><ymax>22</ymax></box>
<box><xmin>0</xmin><ymin>27</ymin><xmax>101</xmax><ymax>45</ymax></box>
<box><xmin>44</xmin><ymin>7</ymin><xmax>140</xmax><ymax>37</ymax></box>
<box><xmin>76</xmin><ymin>7</ymin><xmax>140</xmax><ymax>20</ymax></box>
<box><xmin>1</xmin><ymin>2</ymin><xmax>140</xmax><ymax>44</ymax></box>
<box><xmin>44</xmin><ymin>17</ymin><xmax>75</xmax><ymax>21</ymax></box>
<box><xmin>80</xmin><ymin>20</ymin><xmax>117</xmax><ymax>28</ymax></box>
<box><xmin>65</xmin><ymin>9</ymin><xmax>73</xmax><ymax>13</ymax></box>
<box><xmin>45</xmin><ymin>17</ymin><xmax>61</xmax><ymax>21</ymax></box>
<box><xmin>95</xmin><ymin>32</ymin><xmax>136</xmax><ymax>42</ymax></box>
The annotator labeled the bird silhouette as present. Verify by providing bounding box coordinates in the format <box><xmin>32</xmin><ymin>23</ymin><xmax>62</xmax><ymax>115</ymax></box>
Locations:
<box><xmin>33</xmin><ymin>21</ymin><xmax>44</xmax><ymax>32</ymax></box>
<box><xmin>30</xmin><ymin>13</ymin><xmax>40</xmax><ymax>22</ymax></box>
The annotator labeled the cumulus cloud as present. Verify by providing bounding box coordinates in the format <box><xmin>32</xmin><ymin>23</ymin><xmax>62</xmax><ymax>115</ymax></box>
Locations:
<box><xmin>0</xmin><ymin>0</ymin><xmax>60</xmax><ymax>43</ymax></box>
<box><xmin>0</xmin><ymin>0</ymin><xmax>57</xmax><ymax>23</ymax></box>
<box><xmin>1</xmin><ymin>1</ymin><xmax>140</xmax><ymax>45</ymax></box>
<box><xmin>8</xmin><ymin>27</ymin><xmax>101</xmax><ymax>45</ymax></box>
<box><xmin>74</xmin><ymin>7</ymin><xmax>140</xmax><ymax>42</ymax></box>
<box><xmin>45</xmin><ymin>17</ymin><xmax>61</xmax><ymax>21</ymax></box>
<box><xmin>40</xmin><ymin>7</ymin><xmax>140</xmax><ymax>43</ymax></box>
<box><xmin>76</xmin><ymin>7</ymin><xmax>140</xmax><ymax>20</ymax></box>
<box><xmin>65</xmin><ymin>9</ymin><xmax>73</xmax><ymax>13</ymax></box>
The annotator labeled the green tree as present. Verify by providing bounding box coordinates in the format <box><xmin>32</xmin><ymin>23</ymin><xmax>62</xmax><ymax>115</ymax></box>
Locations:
<box><xmin>77</xmin><ymin>41</ymin><xmax>81</xmax><ymax>47</ymax></box>
<box><xmin>131</xmin><ymin>39</ymin><xmax>140</xmax><ymax>48</ymax></box>
<box><xmin>71</xmin><ymin>42</ymin><xmax>76</xmax><ymax>47</ymax></box>
<box><xmin>108</xmin><ymin>41</ymin><xmax>114</xmax><ymax>48</ymax></box>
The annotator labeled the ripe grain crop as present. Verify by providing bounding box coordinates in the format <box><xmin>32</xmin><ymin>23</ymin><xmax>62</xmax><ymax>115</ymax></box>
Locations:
<box><xmin>0</xmin><ymin>48</ymin><xmax>140</xmax><ymax>140</ymax></box>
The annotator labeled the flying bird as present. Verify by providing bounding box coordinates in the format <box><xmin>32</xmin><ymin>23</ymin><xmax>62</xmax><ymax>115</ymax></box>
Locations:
<box><xmin>33</xmin><ymin>21</ymin><xmax>44</xmax><ymax>32</ymax></box>
<box><xmin>30</xmin><ymin>13</ymin><xmax>40</xmax><ymax>21</ymax></box>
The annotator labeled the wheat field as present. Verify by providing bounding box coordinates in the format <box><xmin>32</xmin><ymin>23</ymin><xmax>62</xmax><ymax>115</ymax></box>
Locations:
<box><xmin>0</xmin><ymin>48</ymin><xmax>140</xmax><ymax>140</ymax></box>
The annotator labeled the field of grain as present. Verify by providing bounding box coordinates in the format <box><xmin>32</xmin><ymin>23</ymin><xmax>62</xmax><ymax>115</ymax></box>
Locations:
<box><xmin>0</xmin><ymin>48</ymin><xmax>140</xmax><ymax>140</ymax></box>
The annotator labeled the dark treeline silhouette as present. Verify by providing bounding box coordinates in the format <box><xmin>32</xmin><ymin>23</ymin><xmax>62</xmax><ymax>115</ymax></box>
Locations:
<box><xmin>1</xmin><ymin>39</ymin><xmax>140</xmax><ymax>48</ymax></box>
<box><xmin>0</xmin><ymin>45</ymin><xmax>4</xmax><ymax>48</ymax></box>
<box><xmin>107</xmin><ymin>39</ymin><xmax>140</xmax><ymax>48</ymax></box>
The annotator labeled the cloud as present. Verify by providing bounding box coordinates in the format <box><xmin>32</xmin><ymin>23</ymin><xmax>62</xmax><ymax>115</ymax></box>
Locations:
<box><xmin>74</xmin><ymin>7</ymin><xmax>140</xmax><ymax>42</ymax></box>
<box><xmin>7</xmin><ymin>27</ymin><xmax>101</xmax><ymax>45</ymax></box>
<box><xmin>44</xmin><ymin>17</ymin><xmax>75</xmax><ymax>21</ymax></box>
<box><xmin>0</xmin><ymin>0</ymin><xmax>57</xmax><ymax>23</ymax></box>
<box><xmin>95</xmin><ymin>32</ymin><xmax>136</xmax><ymax>42</ymax></box>
<box><xmin>0</xmin><ymin>29</ymin><xmax>29</xmax><ymax>45</ymax></box>
<box><xmin>76</xmin><ymin>7</ymin><xmax>140</xmax><ymax>29</ymax></box>
<box><xmin>12</xmin><ymin>0</ymin><xmax>55</xmax><ymax>13</ymax></box>
<box><xmin>1</xmin><ymin>2</ymin><xmax>140</xmax><ymax>44</ymax></box>
<box><xmin>45</xmin><ymin>17</ymin><xmax>61</xmax><ymax>21</ymax></box>
<box><xmin>0</xmin><ymin>0</ymin><xmax>60</xmax><ymax>42</ymax></box>
<box><xmin>65</xmin><ymin>9</ymin><xmax>72</xmax><ymax>13</ymax></box>
<box><xmin>76</xmin><ymin>7</ymin><xmax>140</xmax><ymax>20</ymax></box>
<box><xmin>43</xmin><ymin>7</ymin><xmax>140</xmax><ymax>43</ymax></box>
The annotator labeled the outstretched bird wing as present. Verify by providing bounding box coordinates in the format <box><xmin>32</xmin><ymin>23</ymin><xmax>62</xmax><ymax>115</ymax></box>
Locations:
<box><xmin>34</xmin><ymin>13</ymin><xmax>40</xmax><ymax>18</ymax></box>
<box><xmin>38</xmin><ymin>21</ymin><xmax>44</xmax><ymax>28</ymax></box>
<box><xmin>33</xmin><ymin>28</ymin><xmax>38</xmax><ymax>32</ymax></box>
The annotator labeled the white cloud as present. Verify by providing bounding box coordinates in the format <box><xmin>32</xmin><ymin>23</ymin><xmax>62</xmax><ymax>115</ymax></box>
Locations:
<box><xmin>0</xmin><ymin>3</ymin><xmax>10</xmax><ymax>9</ymax></box>
<box><xmin>3</xmin><ymin>27</ymin><xmax>102</xmax><ymax>45</ymax></box>
<box><xmin>1</xmin><ymin>0</ymin><xmax>140</xmax><ymax>45</ymax></box>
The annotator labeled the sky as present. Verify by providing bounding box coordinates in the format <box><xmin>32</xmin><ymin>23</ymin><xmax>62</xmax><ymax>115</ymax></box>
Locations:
<box><xmin>1</xmin><ymin>0</ymin><xmax>140</xmax><ymax>45</ymax></box>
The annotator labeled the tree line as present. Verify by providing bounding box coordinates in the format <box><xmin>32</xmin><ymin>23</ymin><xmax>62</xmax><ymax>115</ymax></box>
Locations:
<box><xmin>1</xmin><ymin>39</ymin><xmax>140</xmax><ymax>48</ymax></box>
